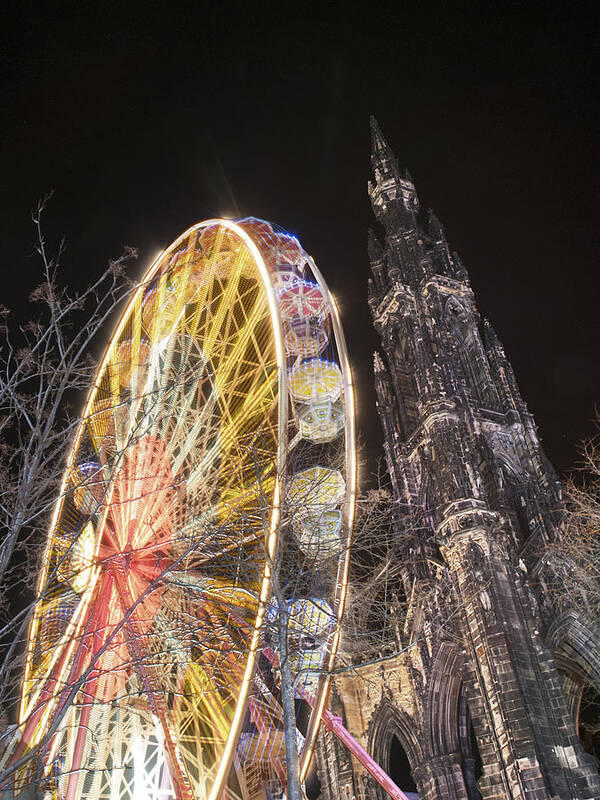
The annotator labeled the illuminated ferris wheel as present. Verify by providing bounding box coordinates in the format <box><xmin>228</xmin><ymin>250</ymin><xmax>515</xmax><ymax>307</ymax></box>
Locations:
<box><xmin>2</xmin><ymin>218</ymin><xmax>356</xmax><ymax>800</ymax></box>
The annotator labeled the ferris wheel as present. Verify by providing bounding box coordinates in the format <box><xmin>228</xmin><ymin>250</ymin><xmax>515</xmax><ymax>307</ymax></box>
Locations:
<box><xmin>2</xmin><ymin>218</ymin><xmax>356</xmax><ymax>800</ymax></box>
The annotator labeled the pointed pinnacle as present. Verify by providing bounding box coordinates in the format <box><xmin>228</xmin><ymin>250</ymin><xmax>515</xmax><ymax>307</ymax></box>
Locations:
<box><xmin>427</xmin><ymin>209</ymin><xmax>445</xmax><ymax>241</ymax></box>
<box><xmin>452</xmin><ymin>251</ymin><xmax>468</xmax><ymax>280</ymax></box>
<box><xmin>373</xmin><ymin>351</ymin><xmax>386</xmax><ymax>373</ymax></box>
<box><xmin>483</xmin><ymin>318</ymin><xmax>503</xmax><ymax>351</ymax></box>
<box><xmin>370</xmin><ymin>115</ymin><xmax>390</xmax><ymax>155</ymax></box>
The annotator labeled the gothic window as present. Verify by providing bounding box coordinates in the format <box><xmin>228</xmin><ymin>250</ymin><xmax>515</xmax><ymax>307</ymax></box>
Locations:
<box><xmin>445</xmin><ymin>297</ymin><xmax>499</xmax><ymax>411</ymax></box>
<box><xmin>514</xmin><ymin>490</ymin><xmax>531</xmax><ymax>541</ymax></box>
<box><xmin>396</xmin><ymin>364</ymin><xmax>419</xmax><ymax>427</ymax></box>
<box><xmin>419</xmin><ymin>473</ymin><xmax>437</xmax><ymax>529</ymax></box>
<box><xmin>500</xmin><ymin>463</ymin><xmax>533</xmax><ymax>543</ymax></box>
<box><xmin>390</xmin><ymin>324</ymin><xmax>419</xmax><ymax>433</ymax></box>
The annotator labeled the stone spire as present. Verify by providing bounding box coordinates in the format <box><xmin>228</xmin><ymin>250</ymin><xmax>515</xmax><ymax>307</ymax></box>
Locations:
<box><xmin>368</xmin><ymin>116</ymin><xmax>419</xmax><ymax>231</ymax></box>
<box><xmin>364</xmin><ymin>120</ymin><xmax>596</xmax><ymax>800</ymax></box>
<box><xmin>373</xmin><ymin>350</ymin><xmax>386</xmax><ymax>374</ymax></box>
<box><xmin>369</xmin><ymin>115</ymin><xmax>398</xmax><ymax>180</ymax></box>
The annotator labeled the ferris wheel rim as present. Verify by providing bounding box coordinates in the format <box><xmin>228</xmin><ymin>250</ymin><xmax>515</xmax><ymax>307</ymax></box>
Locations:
<box><xmin>17</xmin><ymin>217</ymin><xmax>356</xmax><ymax>800</ymax></box>
<box><xmin>297</xmin><ymin>254</ymin><xmax>356</xmax><ymax>781</ymax></box>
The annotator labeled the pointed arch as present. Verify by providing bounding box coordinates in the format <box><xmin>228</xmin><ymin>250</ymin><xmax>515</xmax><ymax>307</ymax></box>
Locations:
<box><xmin>495</xmin><ymin>454</ymin><xmax>534</xmax><ymax>541</ymax></box>
<box><xmin>495</xmin><ymin>451</ymin><xmax>526</xmax><ymax>484</ymax></box>
<box><xmin>367</xmin><ymin>698</ymin><xmax>422</xmax><ymax>782</ymax></box>
<box><xmin>547</xmin><ymin>612</ymin><xmax>600</xmax><ymax>695</ymax></box>
<box><xmin>547</xmin><ymin>612</ymin><xmax>600</xmax><ymax>768</ymax></box>
<box><xmin>423</xmin><ymin>641</ymin><xmax>466</xmax><ymax>756</ymax></box>
<box><xmin>422</xmin><ymin>643</ymin><xmax>483</xmax><ymax>799</ymax></box>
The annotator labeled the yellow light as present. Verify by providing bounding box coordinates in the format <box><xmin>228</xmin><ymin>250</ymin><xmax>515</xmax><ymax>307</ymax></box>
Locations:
<box><xmin>71</xmin><ymin>522</ymin><xmax>96</xmax><ymax>594</ymax></box>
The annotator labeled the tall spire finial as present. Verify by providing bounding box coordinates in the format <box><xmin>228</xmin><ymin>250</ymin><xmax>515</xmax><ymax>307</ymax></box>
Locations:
<box><xmin>370</xmin><ymin>115</ymin><xmax>389</xmax><ymax>156</ymax></box>
<box><xmin>370</xmin><ymin>115</ymin><xmax>397</xmax><ymax>177</ymax></box>
<box><xmin>369</xmin><ymin>116</ymin><xmax>420</xmax><ymax>229</ymax></box>
<box><xmin>373</xmin><ymin>351</ymin><xmax>386</xmax><ymax>373</ymax></box>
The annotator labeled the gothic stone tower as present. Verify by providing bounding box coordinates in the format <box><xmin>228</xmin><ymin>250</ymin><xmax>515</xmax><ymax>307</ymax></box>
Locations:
<box><xmin>314</xmin><ymin>120</ymin><xmax>600</xmax><ymax>800</ymax></box>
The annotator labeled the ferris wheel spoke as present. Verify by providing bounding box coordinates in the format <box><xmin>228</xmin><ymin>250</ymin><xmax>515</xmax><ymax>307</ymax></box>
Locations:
<box><xmin>141</xmin><ymin>352</ymin><xmax>215</xmax><ymax>475</ymax></box>
<box><xmin>192</xmin><ymin>380</ymin><xmax>276</xmax><ymax>497</ymax></box>
<box><xmin>63</xmin><ymin>671</ymin><xmax>100</xmax><ymax>800</ymax></box>
<box><xmin>18</xmin><ymin>571</ymin><xmax>105</xmax><ymax>755</ymax></box>
<box><xmin>170</xmin><ymin>410</ymin><xmax>218</xmax><ymax>482</ymax></box>
<box><xmin>16</xmin><ymin>588</ymin><xmax>105</xmax><ymax>780</ymax></box>
<box><xmin>212</xmin><ymin>302</ymin><xmax>268</xmax><ymax>396</ymax></box>
<box><xmin>201</xmin><ymin>257</ymin><xmax>247</xmax><ymax>359</ymax></box>
<box><xmin>111</xmin><ymin>574</ymin><xmax>193</xmax><ymax>800</ymax></box>
<box><xmin>168</xmin><ymin>380</ymin><xmax>210</xmax><ymax>447</ymax></box>
<box><xmin>168</xmin><ymin>391</ymin><xmax>218</xmax><ymax>471</ymax></box>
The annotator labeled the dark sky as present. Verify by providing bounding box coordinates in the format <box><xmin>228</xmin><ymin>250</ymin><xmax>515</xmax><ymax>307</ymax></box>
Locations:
<box><xmin>1</xmin><ymin>2</ymin><xmax>598</xmax><ymax>475</ymax></box>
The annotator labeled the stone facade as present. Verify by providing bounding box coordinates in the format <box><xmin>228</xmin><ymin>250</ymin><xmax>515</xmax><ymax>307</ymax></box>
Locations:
<box><xmin>314</xmin><ymin>120</ymin><xmax>600</xmax><ymax>800</ymax></box>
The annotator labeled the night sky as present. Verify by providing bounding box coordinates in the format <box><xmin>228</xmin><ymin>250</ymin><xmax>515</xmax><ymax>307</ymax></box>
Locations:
<box><xmin>1</xmin><ymin>2</ymin><xmax>598</xmax><ymax>475</ymax></box>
